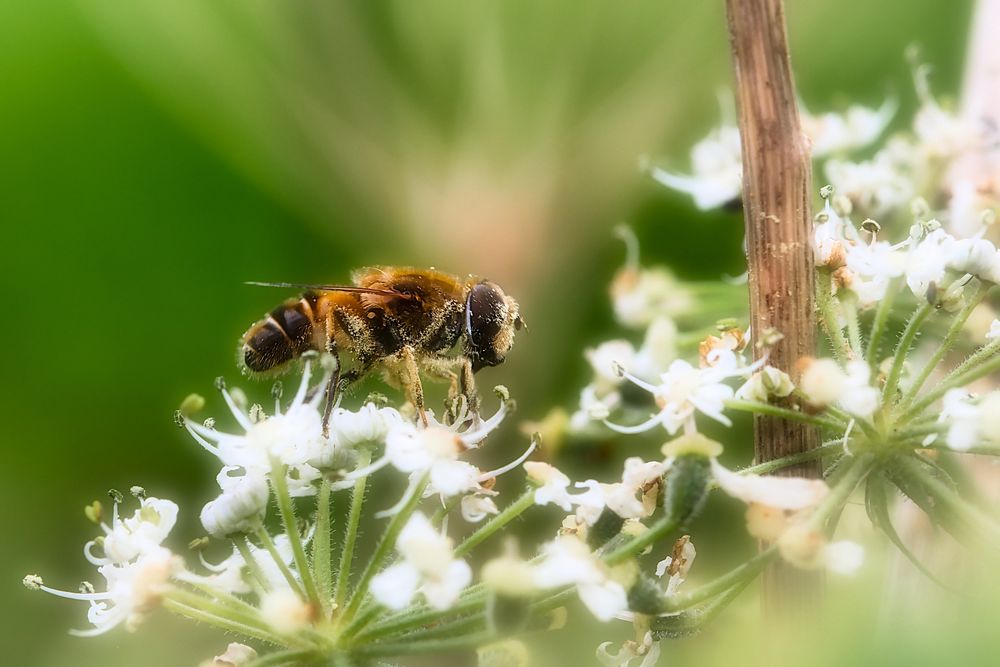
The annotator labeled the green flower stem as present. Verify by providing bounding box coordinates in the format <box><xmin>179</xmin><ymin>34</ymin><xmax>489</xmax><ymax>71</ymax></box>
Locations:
<box><xmin>602</xmin><ymin>513</ymin><xmax>680</xmax><ymax>566</ymax></box>
<box><xmin>431</xmin><ymin>495</ymin><xmax>463</xmax><ymax>526</ymax></box>
<box><xmin>270</xmin><ymin>459</ymin><xmax>323</xmax><ymax>612</ymax></box>
<box><xmin>807</xmin><ymin>453</ymin><xmax>873</xmax><ymax>533</ymax></box>
<box><xmin>334</xmin><ymin>448</ymin><xmax>371</xmax><ymax>612</ymax></box>
<box><xmin>351</xmin><ymin>591</ymin><xmax>487</xmax><ymax>644</ymax></box>
<box><xmin>454</xmin><ymin>487</ymin><xmax>535</xmax><ymax>558</ymax></box>
<box><xmin>897</xmin><ymin>454</ymin><xmax>1000</xmax><ymax>550</ymax></box>
<box><xmin>816</xmin><ymin>270</ymin><xmax>852</xmax><ymax>362</ymax></box>
<box><xmin>651</xmin><ymin>577</ymin><xmax>753</xmax><ymax>639</ymax></box>
<box><xmin>723</xmin><ymin>399</ymin><xmax>844</xmax><ymax>431</ymax></box>
<box><xmin>255</xmin><ymin>526</ymin><xmax>306</xmax><ymax>597</ymax></box>
<box><xmin>233</xmin><ymin>535</ymin><xmax>272</xmax><ymax>593</ymax></box>
<box><xmin>179</xmin><ymin>581</ymin><xmax>269</xmax><ymax>622</ymax></box>
<box><xmin>167</xmin><ymin>586</ymin><xmax>267</xmax><ymax>630</ymax></box>
<box><xmin>738</xmin><ymin>442</ymin><xmax>843</xmax><ymax>476</ymax></box>
<box><xmin>340</xmin><ymin>472</ymin><xmax>430</xmax><ymax>626</ymax></box>
<box><xmin>844</xmin><ymin>297</ymin><xmax>865</xmax><ymax>358</ymax></box>
<box><xmin>245</xmin><ymin>649</ymin><xmax>317</xmax><ymax>667</ymax></box>
<box><xmin>882</xmin><ymin>303</ymin><xmax>934</xmax><ymax>404</ymax></box>
<box><xmin>867</xmin><ymin>277</ymin><xmax>900</xmax><ymax>372</ymax></box>
<box><xmin>353</xmin><ymin>632</ymin><xmax>495</xmax><ymax>659</ymax></box>
<box><xmin>163</xmin><ymin>597</ymin><xmax>293</xmax><ymax>648</ymax></box>
<box><xmin>904</xmin><ymin>343</ymin><xmax>1000</xmax><ymax>421</ymax></box>
<box><xmin>902</xmin><ymin>282</ymin><xmax>989</xmax><ymax>408</ymax></box>
<box><xmin>313</xmin><ymin>480</ymin><xmax>334</xmax><ymax>614</ymax></box>
<box><xmin>337</xmin><ymin>603</ymin><xmax>385</xmax><ymax>642</ymax></box>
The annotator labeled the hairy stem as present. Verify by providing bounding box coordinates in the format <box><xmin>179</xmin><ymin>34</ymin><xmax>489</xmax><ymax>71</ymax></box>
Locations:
<box><xmin>334</xmin><ymin>449</ymin><xmax>371</xmax><ymax>612</ymax></box>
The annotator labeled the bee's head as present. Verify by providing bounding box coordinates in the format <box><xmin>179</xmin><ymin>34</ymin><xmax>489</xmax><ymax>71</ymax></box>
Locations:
<box><xmin>464</xmin><ymin>280</ymin><xmax>523</xmax><ymax>371</ymax></box>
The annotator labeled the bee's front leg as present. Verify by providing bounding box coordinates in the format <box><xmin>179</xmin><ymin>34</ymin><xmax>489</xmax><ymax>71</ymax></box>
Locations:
<box><xmin>460</xmin><ymin>357</ymin><xmax>481</xmax><ymax>427</ymax></box>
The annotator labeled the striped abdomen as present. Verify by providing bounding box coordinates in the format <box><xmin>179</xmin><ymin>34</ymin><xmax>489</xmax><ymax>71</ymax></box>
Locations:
<box><xmin>241</xmin><ymin>297</ymin><xmax>317</xmax><ymax>373</ymax></box>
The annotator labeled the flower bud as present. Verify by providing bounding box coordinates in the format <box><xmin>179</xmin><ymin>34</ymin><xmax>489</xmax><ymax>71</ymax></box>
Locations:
<box><xmin>661</xmin><ymin>453</ymin><xmax>713</xmax><ymax>527</ymax></box>
<box><xmin>799</xmin><ymin>358</ymin><xmax>847</xmax><ymax>406</ymax></box>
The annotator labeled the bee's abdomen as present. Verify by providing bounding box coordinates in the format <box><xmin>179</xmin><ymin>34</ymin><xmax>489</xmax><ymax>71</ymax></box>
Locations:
<box><xmin>242</xmin><ymin>299</ymin><xmax>316</xmax><ymax>373</ymax></box>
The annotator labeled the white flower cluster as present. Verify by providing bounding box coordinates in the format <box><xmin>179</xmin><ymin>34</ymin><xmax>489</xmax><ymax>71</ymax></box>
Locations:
<box><xmin>25</xmin><ymin>493</ymin><xmax>182</xmax><ymax>636</ymax></box>
<box><xmin>183</xmin><ymin>359</ymin><xmax>521</xmax><ymax>537</ymax></box>
<box><xmin>813</xmin><ymin>198</ymin><xmax>1000</xmax><ymax>310</ymax></box>
<box><xmin>517</xmin><ymin>431</ymin><xmax>861</xmax><ymax>622</ymax></box>
<box><xmin>650</xmin><ymin>96</ymin><xmax>894</xmax><ymax>210</ymax></box>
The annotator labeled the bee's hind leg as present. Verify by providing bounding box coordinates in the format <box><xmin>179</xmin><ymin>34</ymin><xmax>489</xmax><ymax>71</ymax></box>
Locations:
<box><xmin>401</xmin><ymin>346</ymin><xmax>429</xmax><ymax>427</ymax></box>
<box><xmin>321</xmin><ymin>353</ymin><xmax>342</xmax><ymax>439</ymax></box>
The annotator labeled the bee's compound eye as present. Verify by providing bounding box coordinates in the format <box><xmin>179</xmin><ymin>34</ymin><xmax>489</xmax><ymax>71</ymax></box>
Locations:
<box><xmin>466</xmin><ymin>282</ymin><xmax>507</xmax><ymax>366</ymax></box>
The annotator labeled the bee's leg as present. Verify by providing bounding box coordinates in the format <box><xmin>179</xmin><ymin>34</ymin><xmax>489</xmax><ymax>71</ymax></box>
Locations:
<box><xmin>460</xmin><ymin>357</ymin><xmax>480</xmax><ymax>424</ymax></box>
<box><xmin>401</xmin><ymin>345</ymin><xmax>429</xmax><ymax>427</ymax></box>
<box><xmin>321</xmin><ymin>352</ymin><xmax>342</xmax><ymax>440</ymax></box>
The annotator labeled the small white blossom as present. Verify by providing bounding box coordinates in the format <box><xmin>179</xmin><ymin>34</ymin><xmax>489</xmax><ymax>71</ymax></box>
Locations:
<box><xmin>800</xmin><ymin>358</ymin><xmax>880</xmax><ymax>418</ymax></box>
<box><xmin>606</xmin><ymin>358</ymin><xmax>755</xmax><ymax>436</ymax></box>
<box><xmin>208</xmin><ymin>643</ymin><xmax>258</xmax><ymax>666</ymax></box>
<box><xmin>34</xmin><ymin>547</ymin><xmax>181</xmax><ymax>637</ymax></box>
<box><xmin>655</xmin><ymin>537</ymin><xmax>697</xmax><ymax>595</ymax></box>
<box><xmin>184</xmin><ymin>535</ymin><xmax>298</xmax><ymax>595</ymax></box>
<box><xmin>597</xmin><ymin>631</ymin><xmax>661</xmax><ymax>667</ymax></box>
<box><xmin>802</xmin><ymin>99</ymin><xmax>896</xmax><ymax>157</ymax></box>
<box><xmin>525</xmin><ymin>462</ymin><xmax>575</xmax><ymax>511</ymax></box>
<box><xmin>649</xmin><ymin>124</ymin><xmax>743</xmax><ymax>210</ymax></box>
<box><xmin>97</xmin><ymin>497</ymin><xmax>179</xmax><ymax>565</ymax></box>
<box><xmin>533</xmin><ymin>536</ymin><xmax>628</xmax><ymax>622</ymax></box>
<box><xmin>778</xmin><ymin>525</ymin><xmax>864</xmax><ymax>574</ymax></box>
<box><xmin>200</xmin><ymin>468</ymin><xmax>269</xmax><ymax>538</ymax></box>
<box><xmin>906</xmin><ymin>228</ymin><xmax>952</xmax><ymax>301</ymax></box>
<box><xmin>184</xmin><ymin>362</ymin><xmax>330</xmax><ymax>497</ymax></box>
<box><xmin>460</xmin><ymin>494</ymin><xmax>499</xmax><ymax>523</ymax></box>
<box><xmin>988</xmin><ymin>319</ymin><xmax>1000</xmax><ymax>340</ymax></box>
<box><xmin>610</xmin><ymin>268</ymin><xmax>693</xmax><ymax>329</ymax></box>
<box><xmin>711</xmin><ymin>459</ymin><xmax>829</xmax><ymax>511</ymax></box>
<box><xmin>370</xmin><ymin>512</ymin><xmax>471</xmax><ymax>611</ymax></box>
<box><xmin>736</xmin><ymin>366</ymin><xmax>794</xmax><ymax>402</ymax></box>
<box><xmin>259</xmin><ymin>588</ymin><xmax>311</xmax><ymax>635</ymax></box>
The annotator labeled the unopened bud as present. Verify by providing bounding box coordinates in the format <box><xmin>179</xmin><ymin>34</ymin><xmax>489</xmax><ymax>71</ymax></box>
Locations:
<box><xmin>179</xmin><ymin>393</ymin><xmax>205</xmax><ymax>417</ymax></box>
<box><xmin>84</xmin><ymin>501</ymin><xmax>103</xmax><ymax>524</ymax></box>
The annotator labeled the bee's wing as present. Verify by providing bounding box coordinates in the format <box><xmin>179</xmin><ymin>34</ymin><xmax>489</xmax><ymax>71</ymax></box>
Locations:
<box><xmin>245</xmin><ymin>281</ymin><xmax>414</xmax><ymax>300</ymax></box>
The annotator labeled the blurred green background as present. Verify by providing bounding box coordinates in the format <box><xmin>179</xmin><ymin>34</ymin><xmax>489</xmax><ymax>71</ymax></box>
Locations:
<box><xmin>2</xmin><ymin>0</ymin><xmax>989</xmax><ymax>665</ymax></box>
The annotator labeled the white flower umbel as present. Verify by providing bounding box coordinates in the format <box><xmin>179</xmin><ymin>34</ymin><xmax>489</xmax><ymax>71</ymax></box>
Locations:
<box><xmin>370</xmin><ymin>512</ymin><xmax>472</xmax><ymax>610</ymax></box>
<box><xmin>533</xmin><ymin>536</ymin><xmax>628</xmax><ymax>622</ymax></box>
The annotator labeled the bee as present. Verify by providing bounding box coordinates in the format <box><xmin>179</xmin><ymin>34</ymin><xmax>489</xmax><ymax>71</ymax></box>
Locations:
<box><xmin>240</xmin><ymin>266</ymin><xmax>523</xmax><ymax>433</ymax></box>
